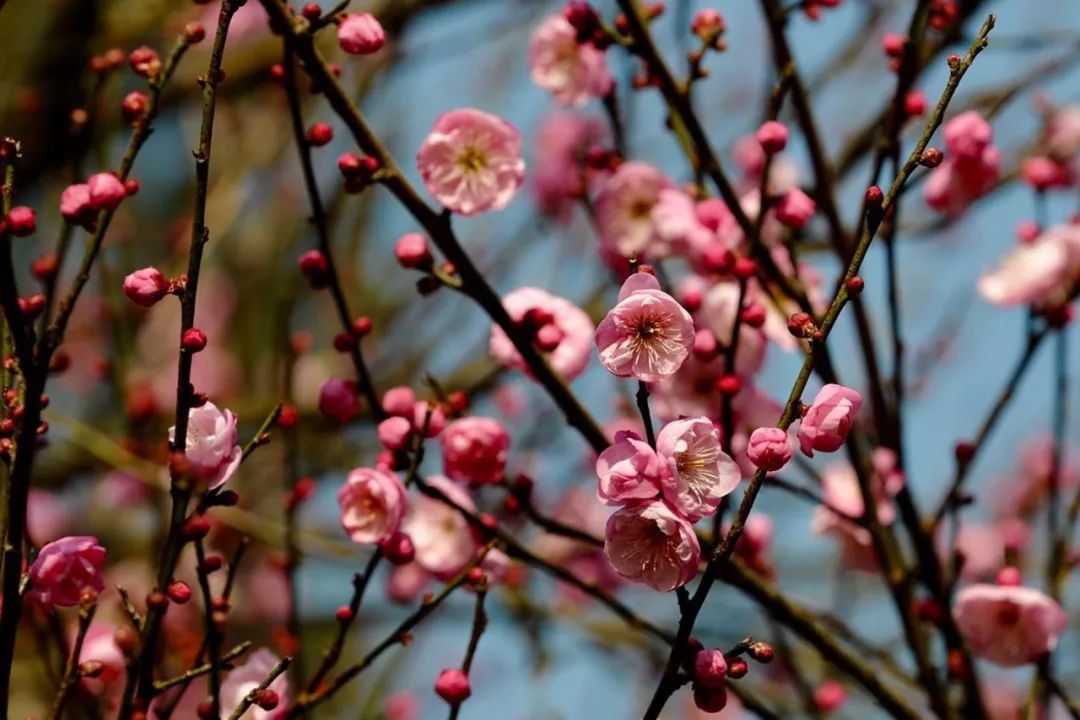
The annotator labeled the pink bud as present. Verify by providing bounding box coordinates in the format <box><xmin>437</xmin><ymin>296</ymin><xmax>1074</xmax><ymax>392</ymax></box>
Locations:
<box><xmin>996</xmin><ymin>566</ymin><xmax>1022</xmax><ymax>587</ymax></box>
<box><xmin>181</xmin><ymin>327</ymin><xmax>207</xmax><ymax>353</ymax></box>
<box><xmin>746</xmin><ymin>426</ymin><xmax>793</xmax><ymax>472</ymax></box>
<box><xmin>774</xmin><ymin>188</ymin><xmax>816</xmax><ymax>230</ymax></box>
<box><xmin>377</xmin><ymin>416</ymin><xmax>413</xmax><ymax>451</ymax></box>
<box><xmin>692</xmin><ymin>329</ymin><xmax>718</xmax><ymax>359</ymax></box>
<box><xmin>694</xmin><ymin>648</ymin><xmax>728</xmax><ymax>688</ymax></box>
<box><xmin>814</xmin><ymin>681</ymin><xmax>847</xmax><ymax>713</ymax></box>
<box><xmin>337</xmin><ymin>12</ymin><xmax>386</xmax><ymax>55</ymax></box>
<box><xmin>5</xmin><ymin>206</ymin><xmax>35</xmax><ymax>236</ymax></box>
<box><xmin>755</xmin><ymin>120</ymin><xmax>788</xmax><ymax>154</ymax></box>
<box><xmin>382</xmin><ymin>386</ymin><xmax>416</xmax><ymax>417</ymax></box>
<box><xmin>693</xmin><ymin>683</ymin><xmax>728</xmax><ymax>713</ymax></box>
<box><xmin>306</xmin><ymin>122</ymin><xmax>333</xmax><ymax>147</ymax></box>
<box><xmin>319</xmin><ymin>377</ymin><xmax>360</xmax><ymax>424</ymax></box>
<box><xmin>434</xmin><ymin>668</ymin><xmax>471</xmax><ymax>705</ymax></box>
<box><xmin>87</xmin><ymin>173</ymin><xmax>126</xmax><ymax>211</ymax></box>
<box><xmin>59</xmin><ymin>183</ymin><xmax>93</xmax><ymax>224</ymax></box>
<box><xmin>123</xmin><ymin>267</ymin><xmax>169</xmax><ymax>307</ymax></box>
<box><xmin>381</xmin><ymin>530</ymin><xmax>415</xmax><ymax>565</ymax></box>
<box><xmin>166</xmin><ymin>580</ymin><xmax>192</xmax><ymax>604</ymax></box>
<box><xmin>394</xmin><ymin>233</ymin><xmax>433</xmax><ymax>269</ymax></box>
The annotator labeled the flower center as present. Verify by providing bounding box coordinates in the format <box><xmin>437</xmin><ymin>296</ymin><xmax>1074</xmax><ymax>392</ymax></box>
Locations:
<box><xmin>457</xmin><ymin>146</ymin><xmax>488</xmax><ymax>174</ymax></box>
<box><xmin>633</xmin><ymin>317</ymin><xmax>663</xmax><ymax>340</ymax></box>
<box><xmin>996</xmin><ymin>601</ymin><xmax>1020</xmax><ymax>627</ymax></box>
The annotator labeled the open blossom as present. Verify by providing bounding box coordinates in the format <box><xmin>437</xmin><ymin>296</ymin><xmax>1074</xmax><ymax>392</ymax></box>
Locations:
<box><xmin>337</xmin><ymin>467</ymin><xmax>408</xmax><ymax>545</ymax></box>
<box><xmin>797</xmin><ymin>384</ymin><xmax>862</xmax><ymax>457</ymax></box>
<box><xmin>220</xmin><ymin>648</ymin><xmax>290</xmax><ymax>719</ymax></box>
<box><xmin>926</xmin><ymin>111</ymin><xmax>1000</xmax><ymax>214</ymax></box>
<box><xmin>955</xmin><ymin>584</ymin><xmax>1067</xmax><ymax>666</ymax></box>
<box><xmin>977</xmin><ymin>223</ymin><xmax>1080</xmax><ymax>307</ymax></box>
<box><xmin>403</xmin><ymin>476</ymin><xmax>478</xmax><ymax>579</ymax></box>
<box><xmin>489</xmin><ymin>286</ymin><xmax>594</xmax><ymax>380</ymax></box>
<box><xmin>596</xmin><ymin>430</ymin><xmax>661</xmax><ymax>505</ymax></box>
<box><xmin>441</xmin><ymin>416</ymin><xmax>511</xmax><ymax>485</ymax></box>
<box><xmin>168</xmin><ymin>401</ymin><xmax>241</xmax><ymax>489</ymax></box>
<box><xmin>27</xmin><ymin>536</ymin><xmax>106</xmax><ymax>607</ymax></box>
<box><xmin>337</xmin><ymin>12</ymin><xmax>385</xmax><ymax>55</ymax></box>
<box><xmin>594</xmin><ymin>162</ymin><xmax>675</xmax><ymax>258</ymax></box>
<box><xmin>595</xmin><ymin>273</ymin><xmax>695</xmax><ymax>382</ymax></box>
<box><xmin>656</xmin><ymin>417</ymin><xmax>740</xmax><ymax>520</ymax></box>
<box><xmin>650</xmin><ymin>188</ymin><xmax>735</xmax><ymax>262</ymax></box>
<box><xmin>746</xmin><ymin>426</ymin><xmax>793</xmax><ymax>471</ymax></box>
<box><xmin>604</xmin><ymin>500</ymin><xmax>700</xmax><ymax>591</ymax></box>
<box><xmin>416</xmin><ymin>108</ymin><xmax>525</xmax><ymax>215</ymax></box>
<box><xmin>528</xmin><ymin>15</ymin><xmax>613</xmax><ymax>105</ymax></box>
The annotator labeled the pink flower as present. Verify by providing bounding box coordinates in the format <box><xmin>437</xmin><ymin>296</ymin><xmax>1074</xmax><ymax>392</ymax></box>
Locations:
<box><xmin>434</xmin><ymin>668</ymin><xmax>471</xmax><ymax>705</ymax></box>
<box><xmin>774</xmin><ymin>188</ymin><xmax>816</xmax><ymax>230</ymax></box>
<box><xmin>746</xmin><ymin>426</ymin><xmax>793</xmax><ymax>472</ymax></box>
<box><xmin>755</xmin><ymin>120</ymin><xmax>788</xmax><ymax>154</ymax></box>
<box><xmin>385</xmin><ymin>692</ymin><xmax>421</xmax><ymax>720</ymax></box>
<box><xmin>1042</xmin><ymin>105</ymin><xmax>1080</xmax><ymax>159</ymax></box>
<box><xmin>595</xmin><ymin>273</ymin><xmax>695</xmax><ymax>382</ymax></box>
<box><xmin>1020</xmin><ymin>156</ymin><xmax>1073</xmax><ymax>191</ymax></box>
<box><xmin>531</xmin><ymin>113</ymin><xmax>606</xmax><ymax>222</ymax></box>
<box><xmin>87</xmin><ymin>172</ymin><xmax>126</xmax><ymax>211</ymax></box>
<box><xmin>594</xmin><ymin>162</ymin><xmax>676</xmax><ymax>258</ymax></box>
<box><xmin>123</xmin><ymin>267</ymin><xmax>169</xmax><ymax>307</ymax></box>
<box><xmin>656</xmin><ymin>417</ymin><xmax>739</xmax><ymax>520</ymax></box>
<box><xmin>318</xmin><ymin>377</ymin><xmax>360</xmax><ymax>424</ymax></box>
<box><xmin>394</xmin><ymin>233</ymin><xmax>432</xmax><ymax>269</ymax></box>
<box><xmin>650</xmin><ymin>189</ymin><xmax>720</xmax><ymax>260</ymax></box>
<box><xmin>168</xmin><ymin>401</ymin><xmax>241</xmax><ymax>489</ymax></box>
<box><xmin>27</xmin><ymin>536</ymin><xmax>106</xmax><ymax>607</ymax></box>
<box><xmin>954</xmin><ymin>584</ymin><xmax>1067</xmax><ymax>666</ymax></box>
<box><xmin>416</xmin><ymin>108</ymin><xmax>525</xmax><ymax>215</ymax></box>
<box><xmin>489</xmin><ymin>286</ymin><xmax>594</xmax><ymax>381</ymax></box>
<box><xmin>441</xmin><ymin>417</ymin><xmax>511</xmax><ymax>485</ymax></box>
<box><xmin>978</xmin><ymin>223</ymin><xmax>1080</xmax><ymax>307</ymax></box>
<box><xmin>387</xmin><ymin>562</ymin><xmax>430</xmax><ymax>604</ymax></box>
<box><xmin>604</xmin><ymin>500</ymin><xmax>700</xmax><ymax>591</ymax></box>
<box><xmin>383</xmin><ymin>386</ymin><xmax>416</xmax><ymax>417</ymax></box>
<box><xmin>596</xmin><ymin>430</ymin><xmax>661</xmax><ymax>505</ymax></box>
<box><xmin>403</xmin><ymin>476</ymin><xmax>478</xmax><ymax>579</ymax></box>
<box><xmin>337</xmin><ymin>12</ymin><xmax>385</xmax><ymax>55</ymax></box>
<box><xmin>220</xmin><ymin>648</ymin><xmax>290</xmax><ymax>719</ymax></box>
<box><xmin>59</xmin><ymin>183</ymin><xmax>94</xmax><ymax>225</ymax></box>
<box><xmin>943</xmin><ymin>111</ymin><xmax>993</xmax><ymax>161</ymax></box>
<box><xmin>337</xmin><ymin>467</ymin><xmax>408</xmax><ymax>545</ymax></box>
<box><xmin>378</xmin><ymin>416</ymin><xmax>413</xmax><ymax>451</ymax></box>
<box><xmin>78</xmin><ymin>623</ymin><xmax>125</xmax><ymax>696</ymax></box>
<box><xmin>528</xmin><ymin>15</ymin><xmax>613</xmax><ymax>105</ymax></box>
<box><xmin>797</xmin><ymin>384</ymin><xmax>863</xmax><ymax>457</ymax></box>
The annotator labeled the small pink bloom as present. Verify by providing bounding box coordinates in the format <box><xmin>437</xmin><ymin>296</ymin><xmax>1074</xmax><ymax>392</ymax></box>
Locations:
<box><xmin>59</xmin><ymin>183</ymin><xmax>93</xmax><ymax>224</ymax></box>
<box><xmin>798</xmin><ymin>384</ymin><xmax>863</xmax><ymax>457</ymax></box>
<box><xmin>650</xmin><ymin>188</ymin><xmax>720</xmax><ymax>260</ymax></box>
<box><xmin>596</xmin><ymin>430</ymin><xmax>661</xmax><ymax>505</ymax></box>
<box><xmin>403</xmin><ymin>476</ymin><xmax>477</xmax><ymax>579</ymax></box>
<box><xmin>746</xmin><ymin>426</ymin><xmax>793</xmax><ymax>471</ymax></box>
<box><xmin>774</xmin><ymin>188</ymin><xmax>816</xmax><ymax>230</ymax></box>
<box><xmin>27</xmin><ymin>535</ymin><xmax>106</xmax><ymax>607</ymax></box>
<box><xmin>318</xmin><ymin>377</ymin><xmax>360</xmax><ymax>424</ymax></box>
<box><xmin>394</xmin><ymin>232</ymin><xmax>432</xmax><ymax>269</ymax></box>
<box><xmin>755</xmin><ymin>120</ymin><xmax>788</xmax><ymax>154</ymax></box>
<box><xmin>337</xmin><ymin>12</ymin><xmax>385</xmax><ymax>55</ymax></box>
<box><xmin>220</xmin><ymin>648</ymin><xmax>290</xmax><ymax>719</ymax></box>
<box><xmin>78</xmin><ymin>623</ymin><xmax>125</xmax><ymax>696</ymax></box>
<box><xmin>387</xmin><ymin>562</ymin><xmax>430</xmax><ymax>604</ymax></box>
<box><xmin>382</xmin><ymin>386</ymin><xmax>416</xmax><ymax>417</ymax></box>
<box><xmin>434</xmin><ymin>668</ymin><xmax>471</xmax><ymax>705</ymax></box>
<box><xmin>489</xmin><ymin>286</ymin><xmax>594</xmax><ymax>381</ymax></box>
<box><xmin>86</xmin><ymin>172</ymin><xmax>126</xmax><ymax>212</ymax></box>
<box><xmin>528</xmin><ymin>15</ymin><xmax>613</xmax><ymax>105</ymax></box>
<box><xmin>813</xmin><ymin>681</ymin><xmax>847</xmax><ymax>713</ymax></box>
<box><xmin>1042</xmin><ymin>104</ymin><xmax>1080</xmax><ymax>159</ymax></box>
<box><xmin>416</xmin><ymin>108</ymin><xmax>525</xmax><ymax>215</ymax></box>
<box><xmin>604</xmin><ymin>499</ymin><xmax>700</xmax><ymax>591</ymax></box>
<box><xmin>412</xmin><ymin>401</ymin><xmax>445</xmax><ymax>437</ymax></box>
<box><xmin>978</xmin><ymin>223</ymin><xmax>1080</xmax><ymax>307</ymax></box>
<box><xmin>168</xmin><ymin>401</ymin><xmax>241</xmax><ymax>489</ymax></box>
<box><xmin>694</xmin><ymin>648</ymin><xmax>728</xmax><ymax>688</ymax></box>
<box><xmin>441</xmin><ymin>416</ymin><xmax>511</xmax><ymax>485</ymax></box>
<box><xmin>594</xmin><ymin>162</ymin><xmax>675</xmax><ymax>258</ymax></box>
<box><xmin>1020</xmin><ymin>156</ymin><xmax>1073</xmax><ymax>191</ymax></box>
<box><xmin>595</xmin><ymin>273</ymin><xmax>695</xmax><ymax>382</ymax></box>
<box><xmin>338</xmin><ymin>467</ymin><xmax>408</xmax><ymax>545</ymax></box>
<box><xmin>954</xmin><ymin>584</ymin><xmax>1067</xmax><ymax>666</ymax></box>
<box><xmin>943</xmin><ymin>111</ymin><xmax>993</xmax><ymax>161</ymax></box>
<box><xmin>122</xmin><ymin>267</ymin><xmax>169</xmax><ymax>307</ymax></box>
<box><xmin>378</xmin><ymin>416</ymin><xmax>413</xmax><ymax>451</ymax></box>
<box><xmin>657</xmin><ymin>417</ymin><xmax>740</xmax><ymax>520</ymax></box>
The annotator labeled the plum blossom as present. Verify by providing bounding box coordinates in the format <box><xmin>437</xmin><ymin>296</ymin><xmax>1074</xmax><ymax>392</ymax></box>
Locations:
<box><xmin>337</xmin><ymin>13</ymin><xmax>385</xmax><ymax>55</ymax></box>
<box><xmin>746</xmin><ymin>426</ymin><xmax>793</xmax><ymax>472</ymax></box>
<box><xmin>812</xmin><ymin>456</ymin><xmax>904</xmax><ymax>572</ymax></box>
<box><xmin>60</xmin><ymin>183</ymin><xmax>94</xmax><ymax>226</ymax></box>
<box><xmin>925</xmin><ymin>111</ymin><xmax>1000</xmax><ymax>214</ymax></box>
<box><xmin>403</xmin><ymin>476</ymin><xmax>478</xmax><ymax>579</ymax></box>
<box><xmin>337</xmin><ymin>467</ymin><xmax>408</xmax><ymax>545</ymax></box>
<box><xmin>489</xmin><ymin>286</ymin><xmax>594</xmax><ymax>380</ymax></box>
<box><xmin>416</xmin><ymin>108</ymin><xmax>525</xmax><ymax>215</ymax></box>
<box><xmin>441</xmin><ymin>416</ymin><xmax>511</xmax><ymax>485</ymax></box>
<box><xmin>168</xmin><ymin>401</ymin><xmax>241</xmax><ymax>489</ymax></box>
<box><xmin>528</xmin><ymin>15</ymin><xmax>613</xmax><ymax>105</ymax></box>
<box><xmin>1041</xmin><ymin>104</ymin><xmax>1080</xmax><ymax>159</ymax></box>
<box><xmin>797</xmin><ymin>384</ymin><xmax>863</xmax><ymax>457</ymax></box>
<box><xmin>596</xmin><ymin>430</ymin><xmax>661</xmax><ymax>505</ymax></box>
<box><xmin>318</xmin><ymin>377</ymin><xmax>359</xmax><ymax>424</ymax></box>
<box><xmin>220</xmin><ymin>648</ymin><xmax>290</xmax><ymax>719</ymax></box>
<box><xmin>27</xmin><ymin>536</ymin><xmax>106</xmax><ymax>607</ymax></box>
<box><xmin>595</xmin><ymin>273</ymin><xmax>695</xmax><ymax>382</ymax></box>
<box><xmin>531</xmin><ymin>113</ymin><xmax>606</xmax><ymax>221</ymax></box>
<box><xmin>955</xmin><ymin>584</ymin><xmax>1067</xmax><ymax>666</ymax></box>
<box><xmin>123</xmin><ymin>267</ymin><xmax>169</xmax><ymax>307</ymax></box>
<box><xmin>594</xmin><ymin>162</ymin><xmax>675</xmax><ymax>259</ymax></box>
<box><xmin>977</xmin><ymin>223</ymin><xmax>1080</xmax><ymax>308</ymax></box>
<box><xmin>604</xmin><ymin>500</ymin><xmax>700</xmax><ymax>591</ymax></box>
<box><xmin>656</xmin><ymin>417</ymin><xmax>740</xmax><ymax>520</ymax></box>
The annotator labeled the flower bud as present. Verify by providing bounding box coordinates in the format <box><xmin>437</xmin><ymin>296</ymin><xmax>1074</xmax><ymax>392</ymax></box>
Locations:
<box><xmin>181</xmin><ymin>327</ymin><xmax>207</xmax><ymax>353</ymax></box>
<box><xmin>305</xmin><ymin>122</ymin><xmax>334</xmax><ymax>147</ymax></box>
<box><xmin>337</xmin><ymin>13</ymin><xmax>386</xmax><ymax>55</ymax></box>
<box><xmin>395</xmin><ymin>233</ymin><xmax>433</xmax><ymax>269</ymax></box>
<box><xmin>6</xmin><ymin>206</ymin><xmax>36</xmax><ymax>236</ymax></box>
<box><xmin>755</xmin><ymin>120</ymin><xmax>788</xmax><ymax>154</ymax></box>
<box><xmin>435</xmin><ymin>668</ymin><xmax>471</xmax><ymax>705</ymax></box>
<box><xmin>123</xmin><ymin>267</ymin><xmax>169</xmax><ymax>307</ymax></box>
<box><xmin>166</xmin><ymin>580</ymin><xmax>192</xmax><ymax>604</ymax></box>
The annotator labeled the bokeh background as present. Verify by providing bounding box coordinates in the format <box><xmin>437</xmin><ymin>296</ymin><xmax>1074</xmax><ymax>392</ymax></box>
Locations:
<box><xmin>2</xmin><ymin>0</ymin><xmax>1080</xmax><ymax>717</ymax></box>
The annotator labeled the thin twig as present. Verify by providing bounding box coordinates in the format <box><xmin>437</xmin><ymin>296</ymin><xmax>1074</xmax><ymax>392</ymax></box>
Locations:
<box><xmin>225</xmin><ymin>655</ymin><xmax>292</xmax><ymax>720</ymax></box>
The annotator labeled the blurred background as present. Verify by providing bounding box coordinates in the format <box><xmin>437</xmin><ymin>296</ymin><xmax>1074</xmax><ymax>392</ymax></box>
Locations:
<box><xmin>2</xmin><ymin>0</ymin><xmax>1080</xmax><ymax>717</ymax></box>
